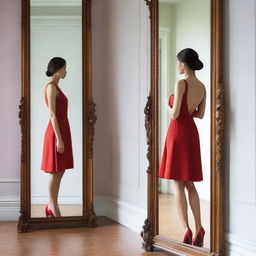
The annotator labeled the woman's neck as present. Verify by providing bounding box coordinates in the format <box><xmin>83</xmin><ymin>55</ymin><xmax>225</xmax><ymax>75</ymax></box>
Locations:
<box><xmin>184</xmin><ymin>69</ymin><xmax>196</xmax><ymax>80</ymax></box>
<box><xmin>49</xmin><ymin>76</ymin><xmax>60</xmax><ymax>85</ymax></box>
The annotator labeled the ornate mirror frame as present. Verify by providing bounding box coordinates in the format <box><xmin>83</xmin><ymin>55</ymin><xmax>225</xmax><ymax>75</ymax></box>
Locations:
<box><xmin>18</xmin><ymin>0</ymin><xmax>97</xmax><ymax>232</ymax></box>
<box><xmin>141</xmin><ymin>0</ymin><xmax>224</xmax><ymax>255</ymax></box>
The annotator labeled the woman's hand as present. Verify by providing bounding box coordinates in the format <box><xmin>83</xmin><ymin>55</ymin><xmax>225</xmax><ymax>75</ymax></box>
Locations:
<box><xmin>166</xmin><ymin>97</ymin><xmax>172</xmax><ymax>114</ymax></box>
<box><xmin>57</xmin><ymin>138</ymin><xmax>65</xmax><ymax>154</ymax></box>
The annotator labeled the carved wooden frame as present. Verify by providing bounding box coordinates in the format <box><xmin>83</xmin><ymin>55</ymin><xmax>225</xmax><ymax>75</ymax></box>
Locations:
<box><xmin>17</xmin><ymin>0</ymin><xmax>97</xmax><ymax>232</ymax></box>
<box><xmin>141</xmin><ymin>0</ymin><xmax>224</xmax><ymax>255</ymax></box>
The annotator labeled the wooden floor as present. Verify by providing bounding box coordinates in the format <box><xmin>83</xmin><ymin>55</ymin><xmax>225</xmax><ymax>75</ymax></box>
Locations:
<box><xmin>159</xmin><ymin>193</ymin><xmax>210</xmax><ymax>249</ymax></box>
<box><xmin>0</xmin><ymin>217</ymin><xmax>177</xmax><ymax>256</ymax></box>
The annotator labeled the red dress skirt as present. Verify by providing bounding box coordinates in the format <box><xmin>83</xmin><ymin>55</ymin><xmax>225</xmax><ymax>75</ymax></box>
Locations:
<box><xmin>158</xmin><ymin>79</ymin><xmax>203</xmax><ymax>181</ymax></box>
<box><xmin>41</xmin><ymin>82</ymin><xmax>74</xmax><ymax>173</ymax></box>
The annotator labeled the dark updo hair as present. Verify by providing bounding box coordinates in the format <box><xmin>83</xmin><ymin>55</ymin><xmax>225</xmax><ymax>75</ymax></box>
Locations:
<box><xmin>46</xmin><ymin>57</ymin><xmax>66</xmax><ymax>77</ymax></box>
<box><xmin>177</xmin><ymin>48</ymin><xmax>203</xmax><ymax>70</ymax></box>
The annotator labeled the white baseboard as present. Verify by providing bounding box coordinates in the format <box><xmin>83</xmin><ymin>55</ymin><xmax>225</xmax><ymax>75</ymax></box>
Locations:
<box><xmin>0</xmin><ymin>179</ymin><xmax>20</xmax><ymax>183</ymax></box>
<box><xmin>226</xmin><ymin>233</ymin><xmax>256</xmax><ymax>256</ymax></box>
<box><xmin>0</xmin><ymin>196</ymin><xmax>20</xmax><ymax>221</ymax></box>
<box><xmin>103</xmin><ymin>195</ymin><xmax>147</xmax><ymax>234</ymax></box>
<box><xmin>31</xmin><ymin>196</ymin><xmax>82</xmax><ymax>204</ymax></box>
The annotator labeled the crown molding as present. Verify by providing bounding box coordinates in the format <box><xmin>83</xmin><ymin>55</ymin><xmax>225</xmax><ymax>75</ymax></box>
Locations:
<box><xmin>159</xmin><ymin>0</ymin><xmax>181</xmax><ymax>4</ymax></box>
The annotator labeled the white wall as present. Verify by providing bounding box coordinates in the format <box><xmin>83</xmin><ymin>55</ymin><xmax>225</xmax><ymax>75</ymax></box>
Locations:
<box><xmin>224</xmin><ymin>0</ymin><xmax>256</xmax><ymax>255</ymax></box>
<box><xmin>90</xmin><ymin>0</ymin><xmax>110</xmax><ymax>218</ymax></box>
<box><xmin>96</xmin><ymin>0</ymin><xmax>149</xmax><ymax>232</ymax></box>
<box><xmin>158</xmin><ymin>3</ymin><xmax>175</xmax><ymax>191</ymax></box>
<box><xmin>91</xmin><ymin>0</ymin><xmax>109</xmax><ymax>199</ymax></box>
<box><xmin>0</xmin><ymin>0</ymin><xmax>21</xmax><ymax>221</ymax></box>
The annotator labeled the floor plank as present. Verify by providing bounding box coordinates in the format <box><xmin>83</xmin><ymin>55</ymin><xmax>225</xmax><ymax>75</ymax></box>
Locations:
<box><xmin>0</xmin><ymin>217</ymin><xmax>177</xmax><ymax>256</ymax></box>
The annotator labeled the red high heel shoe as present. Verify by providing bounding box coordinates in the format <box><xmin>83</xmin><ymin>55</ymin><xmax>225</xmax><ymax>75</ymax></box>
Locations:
<box><xmin>183</xmin><ymin>228</ymin><xmax>193</xmax><ymax>244</ymax></box>
<box><xmin>193</xmin><ymin>227</ymin><xmax>205</xmax><ymax>247</ymax></box>
<box><xmin>45</xmin><ymin>205</ymin><xmax>55</xmax><ymax>217</ymax></box>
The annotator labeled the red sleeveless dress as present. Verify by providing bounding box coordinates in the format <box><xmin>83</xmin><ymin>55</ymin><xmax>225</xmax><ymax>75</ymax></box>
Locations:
<box><xmin>158</xmin><ymin>79</ymin><xmax>203</xmax><ymax>181</ymax></box>
<box><xmin>41</xmin><ymin>82</ymin><xmax>74</xmax><ymax>173</ymax></box>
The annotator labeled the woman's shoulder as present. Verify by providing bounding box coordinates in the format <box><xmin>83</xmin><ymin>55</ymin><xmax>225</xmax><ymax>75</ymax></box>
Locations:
<box><xmin>45</xmin><ymin>82</ymin><xmax>53</xmax><ymax>88</ymax></box>
<box><xmin>188</xmin><ymin>78</ymin><xmax>205</xmax><ymax>92</ymax></box>
<box><xmin>176</xmin><ymin>79</ymin><xmax>186</xmax><ymax>85</ymax></box>
<box><xmin>195</xmin><ymin>80</ymin><xmax>206</xmax><ymax>98</ymax></box>
<box><xmin>193</xmin><ymin>78</ymin><xmax>205</xmax><ymax>87</ymax></box>
<box><xmin>45</xmin><ymin>82</ymin><xmax>59</xmax><ymax>96</ymax></box>
<box><xmin>175</xmin><ymin>79</ymin><xmax>186</xmax><ymax>91</ymax></box>
<box><xmin>197</xmin><ymin>80</ymin><xmax>206</xmax><ymax>93</ymax></box>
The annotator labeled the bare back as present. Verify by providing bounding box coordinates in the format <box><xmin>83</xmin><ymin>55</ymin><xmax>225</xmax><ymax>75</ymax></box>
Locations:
<box><xmin>186</xmin><ymin>78</ymin><xmax>206</xmax><ymax>115</ymax></box>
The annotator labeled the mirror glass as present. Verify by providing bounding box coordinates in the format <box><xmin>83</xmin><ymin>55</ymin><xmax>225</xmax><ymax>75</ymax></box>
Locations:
<box><xmin>158</xmin><ymin>0</ymin><xmax>211</xmax><ymax>249</ymax></box>
<box><xmin>30</xmin><ymin>0</ymin><xmax>83</xmax><ymax>218</ymax></box>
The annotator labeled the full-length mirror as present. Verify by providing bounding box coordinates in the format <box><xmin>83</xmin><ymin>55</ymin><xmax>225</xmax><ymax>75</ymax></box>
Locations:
<box><xmin>141</xmin><ymin>0</ymin><xmax>224</xmax><ymax>255</ymax></box>
<box><xmin>158</xmin><ymin>0</ymin><xmax>210</xmax><ymax>249</ymax></box>
<box><xmin>30</xmin><ymin>0</ymin><xmax>83</xmax><ymax>218</ymax></box>
<box><xmin>18</xmin><ymin>0</ymin><xmax>97</xmax><ymax>232</ymax></box>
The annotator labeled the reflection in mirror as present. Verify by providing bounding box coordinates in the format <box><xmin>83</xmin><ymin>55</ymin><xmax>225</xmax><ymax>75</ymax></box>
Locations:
<box><xmin>30</xmin><ymin>0</ymin><xmax>83</xmax><ymax>218</ymax></box>
<box><xmin>158</xmin><ymin>0</ymin><xmax>210</xmax><ymax>249</ymax></box>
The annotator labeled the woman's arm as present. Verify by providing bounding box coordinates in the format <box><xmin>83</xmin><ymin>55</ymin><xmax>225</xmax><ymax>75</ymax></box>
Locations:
<box><xmin>46</xmin><ymin>84</ymin><xmax>64</xmax><ymax>153</ymax></box>
<box><xmin>169</xmin><ymin>80</ymin><xmax>185</xmax><ymax>120</ymax></box>
<box><xmin>166</xmin><ymin>96</ymin><xmax>172</xmax><ymax>114</ymax></box>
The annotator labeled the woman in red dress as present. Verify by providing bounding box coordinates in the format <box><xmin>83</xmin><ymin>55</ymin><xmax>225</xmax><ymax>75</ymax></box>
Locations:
<box><xmin>41</xmin><ymin>57</ymin><xmax>74</xmax><ymax>217</ymax></box>
<box><xmin>158</xmin><ymin>48</ymin><xmax>206</xmax><ymax>247</ymax></box>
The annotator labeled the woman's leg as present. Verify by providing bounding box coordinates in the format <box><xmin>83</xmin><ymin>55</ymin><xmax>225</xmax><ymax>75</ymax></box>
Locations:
<box><xmin>173</xmin><ymin>180</ymin><xmax>190</xmax><ymax>230</ymax></box>
<box><xmin>184</xmin><ymin>181</ymin><xmax>202</xmax><ymax>234</ymax></box>
<box><xmin>48</xmin><ymin>170</ymin><xmax>65</xmax><ymax>217</ymax></box>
